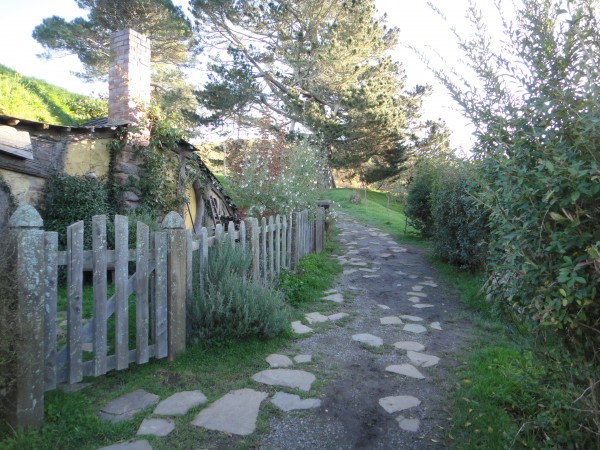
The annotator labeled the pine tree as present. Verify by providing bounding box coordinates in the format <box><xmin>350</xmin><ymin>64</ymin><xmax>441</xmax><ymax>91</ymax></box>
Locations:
<box><xmin>192</xmin><ymin>0</ymin><xmax>431</xmax><ymax>182</ymax></box>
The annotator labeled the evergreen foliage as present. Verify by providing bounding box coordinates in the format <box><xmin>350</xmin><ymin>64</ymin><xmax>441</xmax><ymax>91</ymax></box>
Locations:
<box><xmin>32</xmin><ymin>0</ymin><xmax>200</xmax><ymax>128</ymax></box>
<box><xmin>191</xmin><ymin>0</ymin><xmax>433</xmax><ymax>182</ymax></box>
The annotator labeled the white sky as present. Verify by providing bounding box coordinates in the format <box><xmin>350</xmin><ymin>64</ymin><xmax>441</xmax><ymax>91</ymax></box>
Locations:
<box><xmin>0</xmin><ymin>0</ymin><xmax>505</xmax><ymax>151</ymax></box>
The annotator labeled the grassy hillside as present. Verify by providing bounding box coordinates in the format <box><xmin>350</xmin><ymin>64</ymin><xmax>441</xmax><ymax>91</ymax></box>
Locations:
<box><xmin>0</xmin><ymin>65</ymin><xmax>107</xmax><ymax>125</ymax></box>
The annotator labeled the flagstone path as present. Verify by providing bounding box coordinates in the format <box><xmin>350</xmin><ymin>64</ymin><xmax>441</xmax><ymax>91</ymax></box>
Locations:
<box><xmin>98</xmin><ymin>211</ymin><xmax>473</xmax><ymax>449</ymax></box>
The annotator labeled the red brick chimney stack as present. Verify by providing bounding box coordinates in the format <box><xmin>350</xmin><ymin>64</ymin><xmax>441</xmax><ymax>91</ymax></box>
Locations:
<box><xmin>108</xmin><ymin>29</ymin><xmax>151</xmax><ymax>123</ymax></box>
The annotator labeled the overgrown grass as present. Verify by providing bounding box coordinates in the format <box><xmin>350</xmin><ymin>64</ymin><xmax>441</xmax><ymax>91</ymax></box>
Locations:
<box><xmin>323</xmin><ymin>188</ymin><xmax>422</xmax><ymax>243</ymax></box>
<box><xmin>0</xmin><ymin>64</ymin><xmax>106</xmax><ymax>125</ymax></box>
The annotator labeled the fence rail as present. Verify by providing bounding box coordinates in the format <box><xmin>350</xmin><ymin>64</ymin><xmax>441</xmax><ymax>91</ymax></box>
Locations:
<box><xmin>6</xmin><ymin>205</ymin><xmax>326</xmax><ymax>429</ymax></box>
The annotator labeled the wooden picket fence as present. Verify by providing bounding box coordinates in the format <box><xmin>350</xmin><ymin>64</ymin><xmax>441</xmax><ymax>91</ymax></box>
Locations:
<box><xmin>6</xmin><ymin>205</ymin><xmax>326</xmax><ymax>429</ymax></box>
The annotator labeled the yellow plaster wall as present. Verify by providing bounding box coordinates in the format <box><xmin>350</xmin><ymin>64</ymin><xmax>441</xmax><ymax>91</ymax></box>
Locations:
<box><xmin>184</xmin><ymin>186</ymin><xmax>197</xmax><ymax>230</ymax></box>
<box><xmin>0</xmin><ymin>168</ymin><xmax>46</xmax><ymax>208</ymax></box>
<box><xmin>63</xmin><ymin>138</ymin><xmax>112</xmax><ymax>177</ymax></box>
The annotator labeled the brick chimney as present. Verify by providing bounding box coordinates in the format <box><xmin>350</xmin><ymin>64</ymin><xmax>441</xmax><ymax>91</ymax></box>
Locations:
<box><xmin>108</xmin><ymin>29</ymin><xmax>151</xmax><ymax>123</ymax></box>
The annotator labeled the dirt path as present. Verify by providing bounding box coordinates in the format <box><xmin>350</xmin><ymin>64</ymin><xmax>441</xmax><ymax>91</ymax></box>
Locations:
<box><xmin>256</xmin><ymin>213</ymin><xmax>475</xmax><ymax>449</ymax></box>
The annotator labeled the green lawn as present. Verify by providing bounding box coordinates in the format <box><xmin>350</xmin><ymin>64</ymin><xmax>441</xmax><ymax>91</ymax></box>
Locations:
<box><xmin>323</xmin><ymin>188</ymin><xmax>422</xmax><ymax>244</ymax></box>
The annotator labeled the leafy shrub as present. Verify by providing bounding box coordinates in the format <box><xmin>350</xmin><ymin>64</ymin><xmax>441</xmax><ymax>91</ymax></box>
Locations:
<box><xmin>427</xmin><ymin>0</ymin><xmax>600</xmax><ymax>442</ymax></box>
<box><xmin>225</xmin><ymin>123</ymin><xmax>328</xmax><ymax>217</ymax></box>
<box><xmin>404</xmin><ymin>159</ymin><xmax>437</xmax><ymax>237</ymax></box>
<box><xmin>188</xmin><ymin>239</ymin><xmax>289</xmax><ymax>342</ymax></box>
<box><xmin>43</xmin><ymin>173</ymin><xmax>115</xmax><ymax>249</ymax></box>
<box><xmin>0</xmin><ymin>231</ymin><xmax>17</xmax><ymax>421</ymax></box>
<box><xmin>430</xmin><ymin>161</ymin><xmax>489</xmax><ymax>271</ymax></box>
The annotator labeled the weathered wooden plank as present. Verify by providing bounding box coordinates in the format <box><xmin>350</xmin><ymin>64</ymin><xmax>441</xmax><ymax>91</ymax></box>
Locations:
<box><xmin>136</xmin><ymin>222</ymin><xmax>150</xmax><ymax>364</ymax></box>
<box><xmin>9</xmin><ymin>205</ymin><xmax>46</xmax><ymax>427</ymax></box>
<box><xmin>154</xmin><ymin>231</ymin><xmax>168</xmax><ymax>359</ymax></box>
<box><xmin>44</xmin><ymin>232</ymin><xmax>58</xmax><ymax>391</ymax></box>
<box><xmin>215</xmin><ymin>223</ymin><xmax>223</xmax><ymax>241</ymax></box>
<box><xmin>268</xmin><ymin>216</ymin><xmax>274</xmax><ymax>280</ymax></box>
<box><xmin>92</xmin><ymin>215</ymin><xmax>108</xmax><ymax>377</ymax></box>
<box><xmin>56</xmin><ymin>248</ymin><xmax>137</xmax><ymax>268</ymax></box>
<box><xmin>186</xmin><ymin>229</ymin><xmax>193</xmax><ymax>324</ymax></box>
<box><xmin>114</xmin><ymin>215</ymin><xmax>129</xmax><ymax>370</ymax></box>
<box><xmin>0</xmin><ymin>125</ymin><xmax>34</xmax><ymax>159</ymax></box>
<box><xmin>239</xmin><ymin>220</ymin><xmax>246</xmax><ymax>252</ymax></box>
<box><xmin>67</xmin><ymin>221</ymin><xmax>84</xmax><ymax>384</ymax></box>
<box><xmin>281</xmin><ymin>216</ymin><xmax>288</xmax><ymax>270</ymax></box>
<box><xmin>198</xmin><ymin>228</ymin><xmax>208</xmax><ymax>293</ymax></box>
<box><xmin>84</xmin><ymin>345</ymin><xmax>157</xmax><ymax>377</ymax></box>
<box><xmin>163</xmin><ymin>212</ymin><xmax>187</xmax><ymax>361</ymax></box>
<box><xmin>247</xmin><ymin>218</ymin><xmax>259</xmax><ymax>280</ymax></box>
<box><xmin>291</xmin><ymin>212</ymin><xmax>299</xmax><ymax>268</ymax></box>
<box><xmin>275</xmin><ymin>215</ymin><xmax>281</xmax><ymax>276</ymax></box>
<box><xmin>261</xmin><ymin>217</ymin><xmax>267</xmax><ymax>281</ymax></box>
<box><xmin>227</xmin><ymin>221</ymin><xmax>236</xmax><ymax>245</ymax></box>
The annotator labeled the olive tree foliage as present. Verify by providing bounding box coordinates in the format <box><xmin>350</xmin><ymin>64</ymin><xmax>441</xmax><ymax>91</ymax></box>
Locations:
<box><xmin>426</xmin><ymin>0</ymin><xmax>600</xmax><ymax>358</ymax></box>
<box><xmin>191</xmin><ymin>0</ymin><xmax>433</xmax><ymax>182</ymax></box>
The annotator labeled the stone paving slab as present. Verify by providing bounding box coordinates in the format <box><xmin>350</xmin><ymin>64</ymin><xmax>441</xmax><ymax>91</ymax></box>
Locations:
<box><xmin>266</xmin><ymin>354</ymin><xmax>294</xmax><ymax>368</ymax></box>
<box><xmin>99</xmin><ymin>389</ymin><xmax>159</xmax><ymax>423</ymax></box>
<box><xmin>413</xmin><ymin>304</ymin><xmax>434</xmax><ymax>309</ymax></box>
<box><xmin>252</xmin><ymin>369</ymin><xmax>316</xmax><ymax>392</ymax></box>
<box><xmin>407</xmin><ymin>351</ymin><xmax>440</xmax><ymax>367</ymax></box>
<box><xmin>292</xmin><ymin>321</ymin><xmax>313</xmax><ymax>334</ymax></box>
<box><xmin>343</xmin><ymin>269</ymin><xmax>357</xmax><ymax>275</ymax></box>
<box><xmin>407</xmin><ymin>292</ymin><xmax>427</xmax><ymax>297</ymax></box>
<box><xmin>379</xmin><ymin>395</ymin><xmax>421</xmax><ymax>414</ymax></box>
<box><xmin>430</xmin><ymin>322</ymin><xmax>442</xmax><ymax>331</ymax></box>
<box><xmin>363</xmin><ymin>274</ymin><xmax>381</xmax><ymax>278</ymax></box>
<box><xmin>305</xmin><ymin>312</ymin><xmax>329</xmax><ymax>324</ymax></box>
<box><xmin>407</xmin><ymin>297</ymin><xmax>422</xmax><ymax>303</ymax></box>
<box><xmin>154</xmin><ymin>390</ymin><xmax>207</xmax><ymax>416</ymax></box>
<box><xmin>271</xmin><ymin>392</ymin><xmax>321</xmax><ymax>412</ymax></box>
<box><xmin>411</xmin><ymin>285</ymin><xmax>424</xmax><ymax>291</ymax></box>
<box><xmin>328</xmin><ymin>312</ymin><xmax>350</xmax><ymax>321</ymax></box>
<box><xmin>322</xmin><ymin>293</ymin><xmax>344</xmax><ymax>303</ymax></box>
<box><xmin>352</xmin><ymin>333</ymin><xmax>383</xmax><ymax>347</ymax></box>
<box><xmin>191</xmin><ymin>389</ymin><xmax>268</xmax><ymax>436</ymax></box>
<box><xmin>137</xmin><ymin>418</ymin><xmax>175</xmax><ymax>437</ymax></box>
<box><xmin>399</xmin><ymin>315</ymin><xmax>423</xmax><ymax>322</ymax></box>
<box><xmin>393</xmin><ymin>341</ymin><xmax>426</xmax><ymax>352</ymax></box>
<box><xmin>403</xmin><ymin>324</ymin><xmax>427</xmax><ymax>334</ymax></box>
<box><xmin>385</xmin><ymin>364</ymin><xmax>425</xmax><ymax>380</ymax></box>
<box><xmin>380</xmin><ymin>316</ymin><xmax>403</xmax><ymax>325</ymax></box>
<box><xmin>294</xmin><ymin>354</ymin><xmax>312</xmax><ymax>364</ymax></box>
<box><xmin>377</xmin><ymin>304</ymin><xmax>391</xmax><ymax>310</ymax></box>
<box><xmin>397</xmin><ymin>416</ymin><xmax>420</xmax><ymax>432</ymax></box>
<box><xmin>98</xmin><ymin>440</ymin><xmax>152</xmax><ymax>450</ymax></box>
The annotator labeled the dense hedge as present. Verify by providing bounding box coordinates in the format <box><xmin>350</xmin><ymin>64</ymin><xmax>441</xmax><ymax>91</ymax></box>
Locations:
<box><xmin>405</xmin><ymin>158</ymin><xmax>488</xmax><ymax>271</ymax></box>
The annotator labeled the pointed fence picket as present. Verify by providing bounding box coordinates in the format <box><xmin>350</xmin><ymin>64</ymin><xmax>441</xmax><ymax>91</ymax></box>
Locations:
<box><xmin>7</xmin><ymin>206</ymin><xmax>326</xmax><ymax>429</ymax></box>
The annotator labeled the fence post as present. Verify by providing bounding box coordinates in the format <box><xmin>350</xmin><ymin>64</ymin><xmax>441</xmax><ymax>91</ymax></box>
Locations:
<box><xmin>261</xmin><ymin>217</ymin><xmax>267</xmax><ymax>281</ymax></box>
<box><xmin>247</xmin><ymin>218</ymin><xmax>260</xmax><ymax>280</ymax></box>
<box><xmin>162</xmin><ymin>212</ymin><xmax>187</xmax><ymax>362</ymax></box>
<box><xmin>291</xmin><ymin>211</ymin><xmax>299</xmax><ymax>268</ymax></box>
<box><xmin>8</xmin><ymin>205</ymin><xmax>46</xmax><ymax>429</ymax></box>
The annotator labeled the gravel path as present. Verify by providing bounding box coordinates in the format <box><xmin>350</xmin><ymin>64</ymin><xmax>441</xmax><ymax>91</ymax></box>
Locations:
<box><xmin>256</xmin><ymin>213</ymin><xmax>474</xmax><ymax>449</ymax></box>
